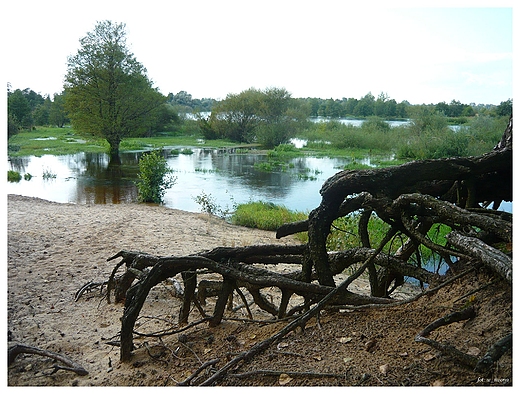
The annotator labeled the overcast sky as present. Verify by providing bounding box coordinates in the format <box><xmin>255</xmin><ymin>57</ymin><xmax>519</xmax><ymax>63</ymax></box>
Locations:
<box><xmin>3</xmin><ymin>0</ymin><xmax>514</xmax><ymax>105</ymax></box>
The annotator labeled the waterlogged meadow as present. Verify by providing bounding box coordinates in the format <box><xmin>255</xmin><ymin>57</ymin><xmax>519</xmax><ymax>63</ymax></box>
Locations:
<box><xmin>7</xmin><ymin>113</ymin><xmax>508</xmax><ymax>214</ymax></box>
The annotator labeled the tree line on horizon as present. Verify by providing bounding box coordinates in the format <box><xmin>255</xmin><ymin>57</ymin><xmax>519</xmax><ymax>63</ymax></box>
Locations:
<box><xmin>7</xmin><ymin>84</ymin><xmax>512</xmax><ymax>133</ymax></box>
<box><xmin>7</xmin><ymin>20</ymin><xmax>513</xmax><ymax>154</ymax></box>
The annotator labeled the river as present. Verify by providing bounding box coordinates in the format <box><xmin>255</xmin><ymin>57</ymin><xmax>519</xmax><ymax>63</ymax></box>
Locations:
<box><xmin>7</xmin><ymin>147</ymin><xmax>378</xmax><ymax>213</ymax></box>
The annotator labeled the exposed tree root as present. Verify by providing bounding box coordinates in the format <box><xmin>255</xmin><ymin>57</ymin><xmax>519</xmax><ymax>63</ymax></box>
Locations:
<box><xmin>8</xmin><ymin>343</ymin><xmax>89</xmax><ymax>376</ymax></box>
<box><xmin>75</xmin><ymin>116</ymin><xmax>511</xmax><ymax>380</ymax></box>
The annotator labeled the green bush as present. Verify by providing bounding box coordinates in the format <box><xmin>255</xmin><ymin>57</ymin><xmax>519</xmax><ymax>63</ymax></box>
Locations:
<box><xmin>136</xmin><ymin>150</ymin><xmax>176</xmax><ymax>203</ymax></box>
<box><xmin>8</xmin><ymin>170</ymin><xmax>22</xmax><ymax>182</ymax></box>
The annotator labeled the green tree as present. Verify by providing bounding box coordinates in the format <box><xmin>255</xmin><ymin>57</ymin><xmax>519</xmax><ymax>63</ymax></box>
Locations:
<box><xmin>208</xmin><ymin>87</ymin><xmax>305</xmax><ymax>147</ymax></box>
<box><xmin>64</xmin><ymin>20</ymin><xmax>165</xmax><ymax>157</ymax></box>
<box><xmin>374</xmin><ymin>92</ymin><xmax>389</xmax><ymax>117</ymax></box>
<box><xmin>33</xmin><ymin>96</ymin><xmax>52</xmax><ymax>126</ymax></box>
<box><xmin>209</xmin><ymin>88</ymin><xmax>262</xmax><ymax>143</ymax></box>
<box><xmin>49</xmin><ymin>93</ymin><xmax>68</xmax><ymax>127</ymax></box>
<box><xmin>8</xmin><ymin>89</ymin><xmax>33</xmax><ymax>130</ymax></box>
<box><xmin>353</xmin><ymin>92</ymin><xmax>375</xmax><ymax>117</ymax></box>
<box><xmin>495</xmin><ymin>99</ymin><xmax>512</xmax><ymax>117</ymax></box>
<box><xmin>256</xmin><ymin>87</ymin><xmax>305</xmax><ymax>147</ymax></box>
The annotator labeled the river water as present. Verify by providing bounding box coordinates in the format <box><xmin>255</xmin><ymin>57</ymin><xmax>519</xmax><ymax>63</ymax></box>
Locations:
<box><xmin>7</xmin><ymin>147</ymin><xmax>376</xmax><ymax>213</ymax></box>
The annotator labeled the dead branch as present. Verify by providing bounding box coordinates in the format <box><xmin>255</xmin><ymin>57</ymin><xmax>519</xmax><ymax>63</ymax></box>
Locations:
<box><xmin>415</xmin><ymin>307</ymin><xmax>478</xmax><ymax>368</ymax></box>
<box><xmin>74</xmin><ymin>280</ymin><xmax>108</xmax><ymax>302</ymax></box>
<box><xmin>8</xmin><ymin>343</ymin><xmax>89</xmax><ymax>376</ymax></box>
<box><xmin>474</xmin><ymin>333</ymin><xmax>512</xmax><ymax>373</ymax></box>
<box><xmin>177</xmin><ymin>358</ymin><xmax>220</xmax><ymax>386</ymax></box>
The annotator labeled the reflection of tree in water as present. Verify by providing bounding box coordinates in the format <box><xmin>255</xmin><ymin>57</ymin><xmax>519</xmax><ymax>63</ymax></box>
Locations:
<box><xmin>76</xmin><ymin>152</ymin><xmax>140</xmax><ymax>204</ymax></box>
<box><xmin>8</xmin><ymin>157</ymin><xmax>30</xmax><ymax>173</ymax></box>
<box><xmin>210</xmin><ymin>151</ymin><xmax>297</xmax><ymax>198</ymax></box>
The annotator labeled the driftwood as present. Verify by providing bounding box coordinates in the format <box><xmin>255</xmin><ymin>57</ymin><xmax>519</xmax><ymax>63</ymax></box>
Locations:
<box><xmin>8</xmin><ymin>343</ymin><xmax>89</xmax><ymax>376</ymax></box>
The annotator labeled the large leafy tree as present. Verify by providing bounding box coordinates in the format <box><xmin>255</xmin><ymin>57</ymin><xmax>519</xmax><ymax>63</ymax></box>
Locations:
<box><xmin>64</xmin><ymin>20</ymin><xmax>165</xmax><ymax>156</ymax></box>
<box><xmin>207</xmin><ymin>87</ymin><xmax>306</xmax><ymax>147</ymax></box>
<box><xmin>209</xmin><ymin>88</ymin><xmax>262</xmax><ymax>143</ymax></box>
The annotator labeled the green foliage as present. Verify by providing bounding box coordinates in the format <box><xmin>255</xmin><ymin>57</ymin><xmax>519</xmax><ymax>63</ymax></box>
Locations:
<box><xmin>231</xmin><ymin>201</ymin><xmax>307</xmax><ymax>231</ymax></box>
<box><xmin>8</xmin><ymin>89</ymin><xmax>33</xmax><ymax>130</ymax></box>
<box><xmin>136</xmin><ymin>150</ymin><xmax>176</xmax><ymax>203</ymax></box>
<box><xmin>326</xmin><ymin>213</ymin><xmax>394</xmax><ymax>252</ymax></box>
<box><xmin>193</xmin><ymin>191</ymin><xmax>236</xmax><ymax>217</ymax></box>
<box><xmin>397</xmin><ymin>108</ymin><xmax>468</xmax><ymax>160</ymax></box>
<box><xmin>254</xmin><ymin>160</ymin><xmax>288</xmax><ymax>172</ymax></box>
<box><xmin>268</xmin><ymin>143</ymin><xmax>300</xmax><ymax>156</ymax></box>
<box><xmin>302</xmin><ymin>119</ymin><xmax>395</xmax><ymax>152</ymax></box>
<box><xmin>205</xmin><ymin>87</ymin><xmax>307</xmax><ymax>148</ymax></box>
<box><xmin>495</xmin><ymin>99</ymin><xmax>512</xmax><ymax>117</ymax></box>
<box><xmin>167</xmin><ymin>90</ymin><xmax>214</xmax><ymax>113</ymax></box>
<box><xmin>7</xmin><ymin>170</ymin><xmax>22</xmax><ymax>182</ymax></box>
<box><xmin>49</xmin><ymin>93</ymin><xmax>69</xmax><ymax>127</ymax></box>
<box><xmin>464</xmin><ymin>115</ymin><xmax>510</xmax><ymax>155</ymax></box>
<box><xmin>8</xmin><ymin>114</ymin><xmax>20</xmax><ymax>139</ymax></box>
<box><xmin>193</xmin><ymin>191</ymin><xmax>220</xmax><ymax>215</ymax></box>
<box><xmin>64</xmin><ymin>20</ymin><xmax>166</xmax><ymax>156</ymax></box>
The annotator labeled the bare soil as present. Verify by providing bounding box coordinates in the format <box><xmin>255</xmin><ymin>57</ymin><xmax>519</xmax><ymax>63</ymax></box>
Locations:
<box><xmin>7</xmin><ymin>194</ymin><xmax>512</xmax><ymax>387</ymax></box>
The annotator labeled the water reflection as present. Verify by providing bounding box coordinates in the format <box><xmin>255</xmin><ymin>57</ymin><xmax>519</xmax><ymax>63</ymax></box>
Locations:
<box><xmin>8</xmin><ymin>149</ymin><xmax>364</xmax><ymax>212</ymax></box>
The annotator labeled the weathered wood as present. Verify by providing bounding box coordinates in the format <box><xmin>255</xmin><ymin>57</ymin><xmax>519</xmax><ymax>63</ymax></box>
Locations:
<box><xmin>8</xmin><ymin>343</ymin><xmax>89</xmax><ymax>376</ymax></box>
<box><xmin>474</xmin><ymin>332</ymin><xmax>512</xmax><ymax>373</ymax></box>
<box><xmin>415</xmin><ymin>307</ymin><xmax>478</xmax><ymax>369</ymax></box>
<box><xmin>446</xmin><ymin>231</ymin><xmax>512</xmax><ymax>283</ymax></box>
<box><xmin>116</xmin><ymin>251</ymin><xmax>397</xmax><ymax>361</ymax></box>
<box><xmin>179</xmin><ymin>270</ymin><xmax>197</xmax><ymax>325</ymax></box>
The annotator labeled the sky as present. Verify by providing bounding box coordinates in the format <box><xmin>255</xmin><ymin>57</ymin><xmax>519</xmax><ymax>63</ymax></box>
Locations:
<box><xmin>2</xmin><ymin>0</ymin><xmax>515</xmax><ymax>105</ymax></box>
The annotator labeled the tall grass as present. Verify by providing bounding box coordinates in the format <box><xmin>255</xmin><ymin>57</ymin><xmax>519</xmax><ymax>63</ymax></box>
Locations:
<box><xmin>231</xmin><ymin>201</ymin><xmax>307</xmax><ymax>232</ymax></box>
<box><xmin>299</xmin><ymin>114</ymin><xmax>508</xmax><ymax>160</ymax></box>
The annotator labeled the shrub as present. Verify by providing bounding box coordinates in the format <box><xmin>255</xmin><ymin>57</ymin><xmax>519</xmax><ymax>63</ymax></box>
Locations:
<box><xmin>193</xmin><ymin>191</ymin><xmax>220</xmax><ymax>215</ymax></box>
<box><xmin>8</xmin><ymin>170</ymin><xmax>22</xmax><ymax>182</ymax></box>
<box><xmin>136</xmin><ymin>150</ymin><xmax>176</xmax><ymax>203</ymax></box>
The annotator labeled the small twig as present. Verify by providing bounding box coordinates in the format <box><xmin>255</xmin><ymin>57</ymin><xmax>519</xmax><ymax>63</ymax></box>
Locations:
<box><xmin>132</xmin><ymin>317</ymin><xmax>211</xmax><ymax>338</ymax></box>
<box><xmin>178</xmin><ymin>340</ymin><xmax>203</xmax><ymax>364</ymax></box>
<box><xmin>177</xmin><ymin>358</ymin><xmax>220</xmax><ymax>386</ymax></box>
<box><xmin>273</xmin><ymin>350</ymin><xmax>306</xmax><ymax>358</ymax></box>
<box><xmin>234</xmin><ymin>287</ymin><xmax>253</xmax><ymax>320</ymax></box>
<box><xmin>453</xmin><ymin>280</ymin><xmax>498</xmax><ymax>304</ymax></box>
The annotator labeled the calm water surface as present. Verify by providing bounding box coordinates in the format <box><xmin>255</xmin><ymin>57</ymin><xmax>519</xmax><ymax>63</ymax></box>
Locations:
<box><xmin>7</xmin><ymin>148</ymin><xmax>376</xmax><ymax>213</ymax></box>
